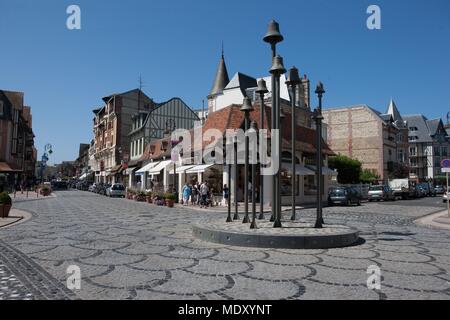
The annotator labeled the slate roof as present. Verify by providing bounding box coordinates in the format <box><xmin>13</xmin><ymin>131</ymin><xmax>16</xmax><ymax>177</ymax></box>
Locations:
<box><xmin>403</xmin><ymin>115</ymin><xmax>433</xmax><ymax>142</ymax></box>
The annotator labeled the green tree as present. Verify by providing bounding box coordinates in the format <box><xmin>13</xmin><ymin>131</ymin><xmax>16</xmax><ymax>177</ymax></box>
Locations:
<box><xmin>360</xmin><ymin>169</ymin><xmax>380</xmax><ymax>184</ymax></box>
<box><xmin>328</xmin><ymin>154</ymin><xmax>362</xmax><ymax>184</ymax></box>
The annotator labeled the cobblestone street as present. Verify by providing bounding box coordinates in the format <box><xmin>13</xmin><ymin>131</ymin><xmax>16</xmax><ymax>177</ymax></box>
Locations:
<box><xmin>0</xmin><ymin>191</ymin><xmax>449</xmax><ymax>300</ymax></box>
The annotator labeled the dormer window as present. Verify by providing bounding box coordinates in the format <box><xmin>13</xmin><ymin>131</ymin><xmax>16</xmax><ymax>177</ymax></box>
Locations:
<box><xmin>409</xmin><ymin>126</ymin><xmax>418</xmax><ymax>131</ymax></box>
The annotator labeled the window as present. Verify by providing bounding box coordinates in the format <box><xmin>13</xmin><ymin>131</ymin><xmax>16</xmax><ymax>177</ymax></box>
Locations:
<box><xmin>434</xmin><ymin>146</ymin><xmax>441</xmax><ymax>156</ymax></box>
<box><xmin>409</xmin><ymin>147</ymin><xmax>417</xmax><ymax>156</ymax></box>
<box><xmin>410</xmin><ymin>158</ymin><xmax>417</xmax><ymax>167</ymax></box>
<box><xmin>442</xmin><ymin>147</ymin><xmax>448</xmax><ymax>157</ymax></box>
<box><xmin>409</xmin><ymin>126</ymin><xmax>418</xmax><ymax>131</ymax></box>
<box><xmin>409</xmin><ymin>136</ymin><xmax>419</xmax><ymax>141</ymax></box>
<box><xmin>0</xmin><ymin>101</ymin><xmax>4</xmax><ymax>116</ymax></box>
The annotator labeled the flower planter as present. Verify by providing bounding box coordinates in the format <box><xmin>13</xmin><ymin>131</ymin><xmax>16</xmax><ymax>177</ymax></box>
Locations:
<box><xmin>146</xmin><ymin>196</ymin><xmax>153</xmax><ymax>204</ymax></box>
<box><xmin>0</xmin><ymin>204</ymin><xmax>12</xmax><ymax>218</ymax></box>
<box><xmin>166</xmin><ymin>199</ymin><xmax>174</xmax><ymax>208</ymax></box>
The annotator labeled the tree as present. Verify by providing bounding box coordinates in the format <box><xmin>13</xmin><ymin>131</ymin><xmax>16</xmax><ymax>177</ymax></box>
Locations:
<box><xmin>328</xmin><ymin>154</ymin><xmax>362</xmax><ymax>184</ymax></box>
<box><xmin>360</xmin><ymin>169</ymin><xmax>380</xmax><ymax>184</ymax></box>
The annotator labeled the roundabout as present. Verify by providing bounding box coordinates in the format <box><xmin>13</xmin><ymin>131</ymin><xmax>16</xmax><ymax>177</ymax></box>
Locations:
<box><xmin>193</xmin><ymin>218</ymin><xmax>360</xmax><ymax>249</ymax></box>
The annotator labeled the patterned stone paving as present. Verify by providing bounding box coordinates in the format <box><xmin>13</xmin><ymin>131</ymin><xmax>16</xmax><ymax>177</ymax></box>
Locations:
<box><xmin>0</xmin><ymin>190</ymin><xmax>449</xmax><ymax>300</ymax></box>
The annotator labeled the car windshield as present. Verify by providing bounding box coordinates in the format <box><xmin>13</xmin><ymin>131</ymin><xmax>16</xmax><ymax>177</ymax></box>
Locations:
<box><xmin>370</xmin><ymin>186</ymin><xmax>384</xmax><ymax>191</ymax></box>
<box><xmin>112</xmin><ymin>185</ymin><xmax>124</xmax><ymax>190</ymax></box>
<box><xmin>330</xmin><ymin>188</ymin><xmax>345</xmax><ymax>195</ymax></box>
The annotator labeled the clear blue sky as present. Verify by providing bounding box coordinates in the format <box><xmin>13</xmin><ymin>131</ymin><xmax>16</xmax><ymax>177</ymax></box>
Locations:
<box><xmin>1</xmin><ymin>0</ymin><xmax>449</xmax><ymax>164</ymax></box>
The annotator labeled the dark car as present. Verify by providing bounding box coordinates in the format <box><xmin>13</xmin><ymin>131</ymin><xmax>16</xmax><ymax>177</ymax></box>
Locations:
<box><xmin>51</xmin><ymin>181</ymin><xmax>68</xmax><ymax>190</ymax></box>
<box><xmin>418</xmin><ymin>183</ymin><xmax>436</xmax><ymax>197</ymax></box>
<box><xmin>328</xmin><ymin>186</ymin><xmax>362</xmax><ymax>206</ymax></box>
<box><xmin>97</xmin><ymin>183</ymin><xmax>111</xmax><ymax>196</ymax></box>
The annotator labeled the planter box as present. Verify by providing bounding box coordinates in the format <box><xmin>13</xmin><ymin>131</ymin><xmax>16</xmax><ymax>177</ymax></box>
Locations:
<box><xmin>0</xmin><ymin>204</ymin><xmax>12</xmax><ymax>218</ymax></box>
<box><xmin>166</xmin><ymin>199</ymin><xmax>174</xmax><ymax>208</ymax></box>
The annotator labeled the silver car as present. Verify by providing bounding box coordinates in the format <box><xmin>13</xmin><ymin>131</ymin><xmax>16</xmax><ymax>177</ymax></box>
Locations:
<box><xmin>368</xmin><ymin>185</ymin><xmax>396</xmax><ymax>201</ymax></box>
<box><xmin>106</xmin><ymin>184</ymin><xmax>126</xmax><ymax>198</ymax></box>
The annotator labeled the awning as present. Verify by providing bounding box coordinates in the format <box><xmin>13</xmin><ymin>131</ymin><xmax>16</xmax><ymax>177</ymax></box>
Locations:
<box><xmin>79</xmin><ymin>173</ymin><xmax>87</xmax><ymax>180</ymax></box>
<box><xmin>306</xmin><ymin>166</ymin><xmax>338</xmax><ymax>176</ymax></box>
<box><xmin>124</xmin><ymin>167</ymin><xmax>137</xmax><ymax>175</ymax></box>
<box><xmin>0</xmin><ymin>162</ymin><xmax>21</xmax><ymax>172</ymax></box>
<box><xmin>148</xmin><ymin>160</ymin><xmax>172</xmax><ymax>175</ymax></box>
<box><xmin>110</xmin><ymin>164</ymin><xmax>122</xmax><ymax>173</ymax></box>
<box><xmin>169</xmin><ymin>165</ymin><xmax>195</xmax><ymax>174</ymax></box>
<box><xmin>281</xmin><ymin>163</ymin><xmax>315</xmax><ymax>175</ymax></box>
<box><xmin>186</xmin><ymin>164</ymin><xmax>214</xmax><ymax>174</ymax></box>
<box><xmin>136</xmin><ymin>161</ymin><xmax>159</xmax><ymax>174</ymax></box>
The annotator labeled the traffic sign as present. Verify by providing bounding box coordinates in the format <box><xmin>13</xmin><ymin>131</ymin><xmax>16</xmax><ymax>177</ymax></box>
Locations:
<box><xmin>441</xmin><ymin>159</ymin><xmax>450</xmax><ymax>168</ymax></box>
<box><xmin>442</xmin><ymin>168</ymin><xmax>450</xmax><ymax>173</ymax></box>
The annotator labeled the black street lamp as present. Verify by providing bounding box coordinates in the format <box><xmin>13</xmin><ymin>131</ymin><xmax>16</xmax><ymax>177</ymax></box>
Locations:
<box><xmin>313</xmin><ymin>82</ymin><xmax>325</xmax><ymax>228</ymax></box>
<box><xmin>241</xmin><ymin>97</ymin><xmax>254</xmax><ymax>224</ymax></box>
<box><xmin>250</xmin><ymin>120</ymin><xmax>258</xmax><ymax>229</ymax></box>
<box><xmin>286</xmin><ymin>67</ymin><xmax>301</xmax><ymax>221</ymax></box>
<box><xmin>269</xmin><ymin>55</ymin><xmax>286</xmax><ymax>228</ymax></box>
<box><xmin>233</xmin><ymin>134</ymin><xmax>239</xmax><ymax>220</ymax></box>
<box><xmin>264</xmin><ymin>20</ymin><xmax>284</xmax><ymax>226</ymax></box>
<box><xmin>256</xmin><ymin>79</ymin><xmax>268</xmax><ymax>220</ymax></box>
<box><xmin>226</xmin><ymin>138</ymin><xmax>233</xmax><ymax>223</ymax></box>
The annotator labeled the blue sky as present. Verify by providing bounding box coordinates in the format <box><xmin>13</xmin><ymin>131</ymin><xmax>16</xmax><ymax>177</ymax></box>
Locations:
<box><xmin>1</xmin><ymin>0</ymin><xmax>449</xmax><ymax>164</ymax></box>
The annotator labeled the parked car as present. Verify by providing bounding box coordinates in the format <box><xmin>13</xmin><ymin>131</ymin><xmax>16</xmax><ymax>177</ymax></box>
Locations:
<box><xmin>434</xmin><ymin>185</ymin><xmax>446</xmax><ymax>195</ymax></box>
<box><xmin>415</xmin><ymin>185</ymin><xmax>426</xmax><ymax>198</ymax></box>
<box><xmin>418</xmin><ymin>182</ymin><xmax>436</xmax><ymax>197</ymax></box>
<box><xmin>443</xmin><ymin>192</ymin><xmax>448</xmax><ymax>203</ymax></box>
<box><xmin>106</xmin><ymin>184</ymin><xmax>126</xmax><ymax>198</ymax></box>
<box><xmin>88</xmin><ymin>183</ymin><xmax>97</xmax><ymax>192</ymax></box>
<box><xmin>368</xmin><ymin>185</ymin><xmax>395</xmax><ymax>202</ymax></box>
<box><xmin>328</xmin><ymin>186</ymin><xmax>362</xmax><ymax>206</ymax></box>
<box><xmin>51</xmin><ymin>181</ymin><xmax>68</xmax><ymax>191</ymax></box>
<box><xmin>96</xmin><ymin>183</ymin><xmax>110</xmax><ymax>195</ymax></box>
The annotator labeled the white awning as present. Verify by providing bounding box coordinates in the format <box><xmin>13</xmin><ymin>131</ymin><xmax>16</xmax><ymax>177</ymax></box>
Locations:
<box><xmin>136</xmin><ymin>161</ymin><xmax>159</xmax><ymax>174</ymax></box>
<box><xmin>186</xmin><ymin>164</ymin><xmax>214</xmax><ymax>174</ymax></box>
<box><xmin>306</xmin><ymin>166</ymin><xmax>338</xmax><ymax>176</ymax></box>
<box><xmin>168</xmin><ymin>165</ymin><xmax>195</xmax><ymax>174</ymax></box>
<box><xmin>281</xmin><ymin>163</ymin><xmax>315</xmax><ymax>175</ymax></box>
<box><xmin>148</xmin><ymin>160</ymin><xmax>172</xmax><ymax>175</ymax></box>
<box><xmin>124</xmin><ymin>167</ymin><xmax>137</xmax><ymax>175</ymax></box>
<box><xmin>79</xmin><ymin>173</ymin><xmax>87</xmax><ymax>180</ymax></box>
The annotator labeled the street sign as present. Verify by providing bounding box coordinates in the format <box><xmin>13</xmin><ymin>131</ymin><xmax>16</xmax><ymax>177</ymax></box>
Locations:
<box><xmin>442</xmin><ymin>168</ymin><xmax>450</xmax><ymax>173</ymax></box>
<box><xmin>441</xmin><ymin>159</ymin><xmax>450</xmax><ymax>168</ymax></box>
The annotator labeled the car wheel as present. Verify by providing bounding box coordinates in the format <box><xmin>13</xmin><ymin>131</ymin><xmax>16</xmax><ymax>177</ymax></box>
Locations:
<box><xmin>357</xmin><ymin>200</ymin><xmax>361</xmax><ymax>206</ymax></box>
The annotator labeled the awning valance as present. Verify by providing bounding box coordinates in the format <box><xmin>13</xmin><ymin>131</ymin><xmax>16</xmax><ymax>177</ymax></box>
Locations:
<box><xmin>169</xmin><ymin>165</ymin><xmax>195</xmax><ymax>174</ymax></box>
<box><xmin>281</xmin><ymin>163</ymin><xmax>315</xmax><ymax>175</ymax></box>
<box><xmin>0</xmin><ymin>162</ymin><xmax>21</xmax><ymax>173</ymax></box>
<box><xmin>148</xmin><ymin>160</ymin><xmax>172</xmax><ymax>175</ymax></box>
<box><xmin>136</xmin><ymin>162</ymin><xmax>159</xmax><ymax>174</ymax></box>
<box><xmin>306</xmin><ymin>166</ymin><xmax>338</xmax><ymax>176</ymax></box>
<box><xmin>185</xmin><ymin>164</ymin><xmax>214</xmax><ymax>174</ymax></box>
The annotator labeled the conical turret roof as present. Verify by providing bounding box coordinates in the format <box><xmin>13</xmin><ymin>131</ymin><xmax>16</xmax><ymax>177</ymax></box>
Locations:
<box><xmin>386</xmin><ymin>99</ymin><xmax>403</xmax><ymax>122</ymax></box>
<box><xmin>209</xmin><ymin>53</ymin><xmax>229</xmax><ymax>97</ymax></box>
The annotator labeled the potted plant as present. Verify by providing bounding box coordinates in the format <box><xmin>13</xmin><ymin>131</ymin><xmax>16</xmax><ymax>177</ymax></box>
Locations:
<box><xmin>40</xmin><ymin>184</ymin><xmax>52</xmax><ymax>196</ymax></box>
<box><xmin>127</xmin><ymin>188</ymin><xmax>135</xmax><ymax>199</ymax></box>
<box><xmin>164</xmin><ymin>192</ymin><xmax>176</xmax><ymax>208</ymax></box>
<box><xmin>0</xmin><ymin>192</ymin><xmax>12</xmax><ymax>218</ymax></box>
<box><xmin>145</xmin><ymin>191</ymin><xmax>153</xmax><ymax>203</ymax></box>
<box><xmin>135</xmin><ymin>191</ymin><xmax>146</xmax><ymax>202</ymax></box>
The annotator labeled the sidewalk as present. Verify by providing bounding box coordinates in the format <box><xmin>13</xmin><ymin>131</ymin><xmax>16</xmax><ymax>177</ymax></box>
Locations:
<box><xmin>178</xmin><ymin>202</ymin><xmax>319</xmax><ymax>213</ymax></box>
<box><xmin>415</xmin><ymin>210</ymin><xmax>450</xmax><ymax>231</ymax></box>
<box><xmin>0</xmin><ymin>209</ymin><xmax>32</xmax><ymax>229</ymax></box>
<box><xmin>9</xmin><ymin>191</ymin><xmax>56</xmax><ymax>203</ymax></box>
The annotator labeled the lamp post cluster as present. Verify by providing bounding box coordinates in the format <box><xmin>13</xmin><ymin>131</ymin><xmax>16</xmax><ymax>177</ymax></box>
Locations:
<box><xmin>225</xmin><ymin>20</ymin><xmax>326</xmax><ymax>230</ymax></box>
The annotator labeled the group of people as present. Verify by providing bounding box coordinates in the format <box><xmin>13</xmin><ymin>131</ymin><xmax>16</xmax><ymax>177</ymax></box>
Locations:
<box><xmin>181</xmin><ymin>182</ymin><xmax>230</xmax><ymax>208</ymax></box>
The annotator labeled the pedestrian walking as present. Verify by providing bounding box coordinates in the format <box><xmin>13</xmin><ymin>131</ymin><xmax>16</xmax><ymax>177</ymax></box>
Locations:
<box><xmin>182</xmin><ymin>183</ymin><xmax>191</xmax><ymax>206</ymax></box>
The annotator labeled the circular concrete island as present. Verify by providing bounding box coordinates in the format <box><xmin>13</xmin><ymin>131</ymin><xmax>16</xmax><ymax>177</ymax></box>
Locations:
<box><xmin>193</xmin><ymin>219</ymin><xmax>360</xmax><ymax>249</ymax></box>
